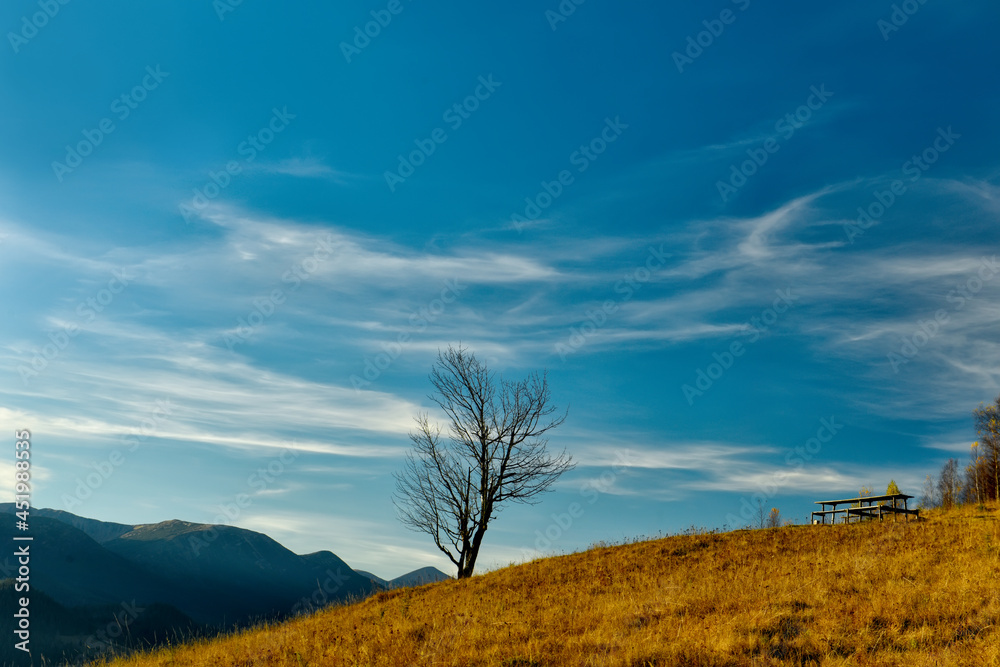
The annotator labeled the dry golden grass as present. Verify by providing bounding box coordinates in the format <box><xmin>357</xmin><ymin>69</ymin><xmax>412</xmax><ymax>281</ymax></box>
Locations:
<box><xmin>97</xmin><ymin>505</ymin><xmax>1000</xmax><ymax>666</ymax></box>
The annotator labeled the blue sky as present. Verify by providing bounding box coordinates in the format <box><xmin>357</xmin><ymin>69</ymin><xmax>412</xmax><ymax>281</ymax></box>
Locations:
<box><xmin>1</xmin><ymin>1</ymin><xmax>999</xmax><ymax>578</ymax></box>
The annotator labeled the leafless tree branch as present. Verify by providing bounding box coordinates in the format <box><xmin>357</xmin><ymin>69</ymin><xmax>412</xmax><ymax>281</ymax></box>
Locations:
<box><xmin>393</xmin><ymin>345</ymin><xmax>572</xmax><ymax>578</ymax></box>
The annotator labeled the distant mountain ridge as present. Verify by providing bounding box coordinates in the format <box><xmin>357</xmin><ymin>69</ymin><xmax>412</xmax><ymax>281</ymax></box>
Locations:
<box><xmin>355</xmin><ymin>566</ymin><xmax>452</xmax><ymax>589</ymax></box>
<box><xmin>28</xmin><ymin>506</ymin><xmax>135</xmax><ymax>542</ymax></box>
<box><xmin>0</xmin><ymin>504</ymin><xmax>379</xmax><ymax>624</ymax></box>
<box><xmin>0</xmin><ymin>504</ymin><xmax>451</xmax><ymax>663</ymax></box>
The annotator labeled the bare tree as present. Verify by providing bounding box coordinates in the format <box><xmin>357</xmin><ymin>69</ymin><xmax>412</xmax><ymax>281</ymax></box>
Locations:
<box><xmin>937</xmin><ymin>458</ymin><xmax>961</xmax><ymax>509</ymax></box>
<box><xmin>918</xmin><ymin>474</ymin><xmax>936</xmax><ymax>509</ymax></box>
<box><xmin>968</xmin><ymin>442</ymin><xmax>985</xmax><ymax>507</ymax></box>
<box><xmin>393</xmin><ymin>345</ymin><xmax>572</xmax><ymax>579</ymax></box>
<box><xmin>973</xmin><ymin>395</ymin><xmax>1000</xmax><ymax>502</ymax></box>
<box><xmin>752</xmin><ymin>499</ymin><xmax>767</xmax><ymax>529</ymax></box>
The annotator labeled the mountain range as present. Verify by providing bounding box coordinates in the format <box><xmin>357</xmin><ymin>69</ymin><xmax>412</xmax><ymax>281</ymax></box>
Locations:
<box><xmin>353</xmin><ymin>566</ymin><xmax>453</xmax><ymax>589</ymax></box>
<box><xmin>0</xmin><ymin>504</ymin><xmax>450</xmax><ymax>665</ymax></box>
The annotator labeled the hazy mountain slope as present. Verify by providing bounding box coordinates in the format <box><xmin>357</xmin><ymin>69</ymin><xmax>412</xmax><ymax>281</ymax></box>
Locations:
<box><xmin>0</xmin><ymin>579</ymin><xmax>90</xmax><ymax>666</ymax></box>
<box><xmin>104</xmin><ymin>521</ymin><xmax>379</xmax><ymax>623</ymax></box>
<box><xmin>30</xmin><ymin>504</ymin><xmax>134</xmax><ymax>542</ymax></box>
<box><xmin>354</xmin><ymin>567</ymin><xmax>451</xmax><ymax>589</ymax></box>
<box><xmin>390</xmin><ymin>566</ymin><xmax>452</xmax><ymax>588</ymax></box>
<box><xmin>0</xmin><ymin>506</ymin><xmax>425</xmax><ymax>629</ymax></box>
<box><xmin>352</xmin><ymin>569</ymin><xmax>390</xmax><ymax>588</ymax></box>
<box><xmin>0</xmin><ymin>516</ymin><xmax>187</xmax><ymax>610</ymax></box>
<box><xmin>0</xmin><ymin>579</ymin><xmax>197</xmax><ymax>666</ymax></box>
<box><xmin>302</xmin><ymin>550</ymin><xmax>360</xmax><ymax>577</ymax></box>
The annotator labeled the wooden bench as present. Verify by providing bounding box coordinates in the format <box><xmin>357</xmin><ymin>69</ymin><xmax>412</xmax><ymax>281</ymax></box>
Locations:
<box><xmin>811</xmin><ymin>493</ymin><xmax>919</xmax><ymax>524</ymax></box>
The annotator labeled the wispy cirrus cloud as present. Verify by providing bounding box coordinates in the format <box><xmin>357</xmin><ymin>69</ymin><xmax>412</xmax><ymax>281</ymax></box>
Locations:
<box><xmin>251</xmin><ymin>156</ymin><xmax>363</xmax><ymax>185</ymax></box>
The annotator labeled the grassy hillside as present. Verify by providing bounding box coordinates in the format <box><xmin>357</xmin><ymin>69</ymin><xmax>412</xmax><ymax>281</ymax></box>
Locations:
<box><xmin>96</xmin><ymin>505</ymin><xmax>1000</xmax><ymax>666</ymax></box>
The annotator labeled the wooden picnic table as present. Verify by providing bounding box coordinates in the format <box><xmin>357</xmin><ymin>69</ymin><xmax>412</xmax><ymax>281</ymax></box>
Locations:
<box><xmin>811</xmin><ymin>493</ymin><xmax>919</xmax><ymax>524</ymax></box>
